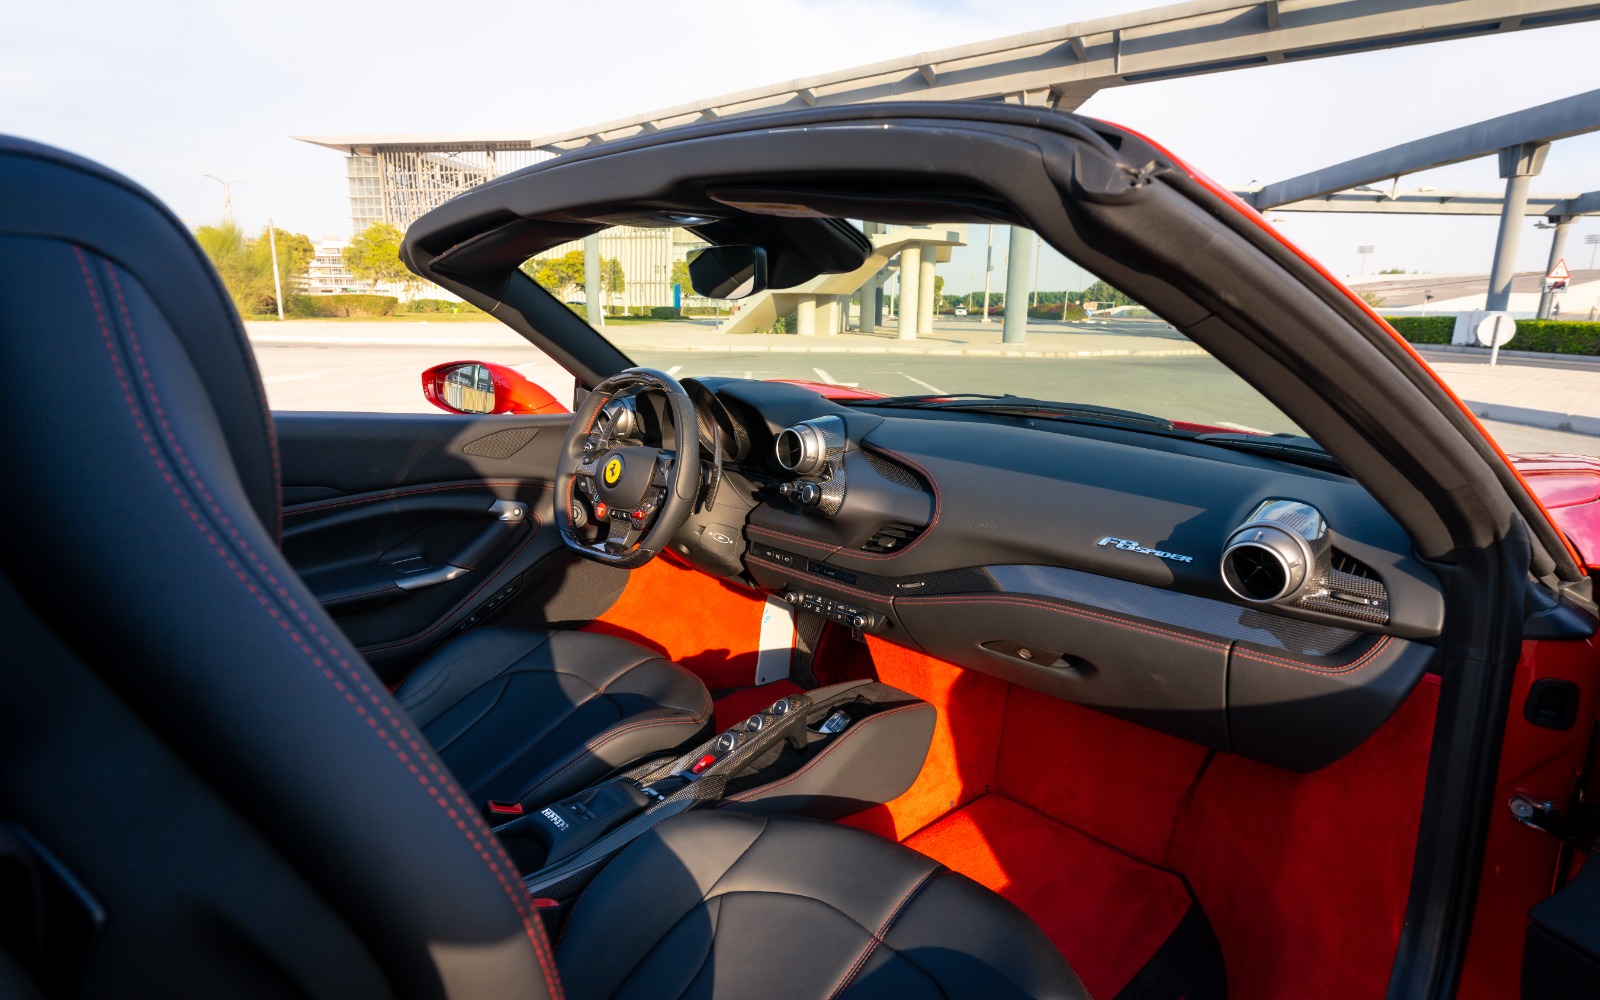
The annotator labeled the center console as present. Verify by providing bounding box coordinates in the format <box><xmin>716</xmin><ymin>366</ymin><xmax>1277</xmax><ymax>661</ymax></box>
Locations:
<box><xmin>490</xmin><ymin>680</ymin><xmax>934</xmax><ymax>900</ymax></box>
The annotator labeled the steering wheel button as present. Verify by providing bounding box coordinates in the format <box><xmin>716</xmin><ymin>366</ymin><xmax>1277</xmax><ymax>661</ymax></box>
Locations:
<box><xmin>592</xmin><ymin>501</ymin><xmax>608</xmax><ymax>518</ymax></box>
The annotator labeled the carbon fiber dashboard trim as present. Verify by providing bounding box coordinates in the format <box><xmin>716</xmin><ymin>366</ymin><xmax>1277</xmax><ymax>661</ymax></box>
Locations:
<box><xmin>986</xmin><ymin>564</ymin><xmax>1362</xmax><ymax>657</ymax></box>
<box><xmin>746</xmin><ymin>541</ymin><xmax>1368</xmax><ymax>658</ymax></box>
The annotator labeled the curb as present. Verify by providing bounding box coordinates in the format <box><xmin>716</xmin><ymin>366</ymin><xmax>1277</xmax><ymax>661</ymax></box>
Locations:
<box><xmin>1416</xmin><ymin>344</ymin><xmax>1600</xmax><ymax>369</ymax></box>
<box><xmin>1464</xmin><ymin>400</ymin><xmax>1600</xmax><ymax>438</ymax></box>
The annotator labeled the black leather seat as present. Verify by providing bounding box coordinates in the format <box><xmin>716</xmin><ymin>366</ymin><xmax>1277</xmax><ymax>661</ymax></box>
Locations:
<box><xmin>397</xmin><ymin>627</ymin><xmax>711</xmax><ymax>809</ymax></box>
<box><xmin>0</xmin><ymin>136</ymin><xmax>1089</xmax><ymax>999</ymax></box>
<box><xmin>558</xmin><ymin>810</ymin><xmax>1087</xmax><ymax>998</ymax></box>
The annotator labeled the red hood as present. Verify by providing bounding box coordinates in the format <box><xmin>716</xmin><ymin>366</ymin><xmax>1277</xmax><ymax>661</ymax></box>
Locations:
<box><xmin>1509</xmin><ymin>453</ymin><xmax>1600</xmax><ymax>570</ymax></box>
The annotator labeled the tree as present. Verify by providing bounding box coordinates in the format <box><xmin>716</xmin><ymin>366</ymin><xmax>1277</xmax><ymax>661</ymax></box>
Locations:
<box><xmin>343</xmin><ymin>223</ymin><xmax>410</xmax><ymax>292</ymax></box>
<box><xmin>1082</xmin><ymin>279</ymin><xmax>1135</xmax><ymax>309</ymax></box>
<box><xmin>932</xmin><ymin>275</ymin><xmax>944</xmax><ymax>309</ymax></box>
<box><xmin>523</xmin><ymin>249</ymin><xmax>587</xmax><ymax>302</ymax></box>
<box><xmin>195</xmin><ymin>220</ymin><xmax>314</xmax><ymax>316</ymax></box>
<box><xmin>248</xmin><ymin>226</ymin><xmax>313</xmax><ymax>300</ymax></box>
<box><xmin>670</xmin><ymin>259</ymin><xmax>692</xmax><ymax>298</ymax></box>
<box><xmin>1357</xmin><ymin>289</ymin><xmax>1386</xmax><ymax>309</ymax></box>
<box><xmin>602</xmin><ymin>257</ymin><xmax>625</xmax><ymax>311</ymax></box>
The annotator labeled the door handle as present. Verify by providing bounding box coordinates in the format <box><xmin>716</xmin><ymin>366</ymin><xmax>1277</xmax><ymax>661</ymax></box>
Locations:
<box><xmin>390</xmin><ymin>499</ymin><xmax>527</xmax><ymax>591</ymax></box>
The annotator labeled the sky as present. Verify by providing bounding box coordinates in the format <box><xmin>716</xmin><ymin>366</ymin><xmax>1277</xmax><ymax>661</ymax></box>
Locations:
<box><xmin>6</xmin><ymin>0</ymin><xmax>1600</xmax><ymax>292</ymax></box>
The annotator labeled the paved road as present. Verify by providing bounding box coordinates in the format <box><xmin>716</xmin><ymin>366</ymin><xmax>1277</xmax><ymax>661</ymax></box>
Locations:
<box><xmin>250</xmin><ymin>340</ymin><xmax>1599</xmax><ymax>459</ymax></box>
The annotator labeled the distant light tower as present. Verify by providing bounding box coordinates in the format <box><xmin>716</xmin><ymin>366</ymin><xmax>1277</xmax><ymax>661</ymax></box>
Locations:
<box><xmin>204</xmin><ymin>174</ymin><xmax>246</xmax><ymax>221</ymax></box>
<box><xmin>981</xmin><ymin>226</ymin><xmax>995</xmax><ymax>323</ymax></box>
<box><xmin>1587</xmin><ymin>233</ymin><xmax>1600</xmax><ymax>270</ymax></box>
<box><xmin>1356</xmin><ymin>244</ymin><xmax>1376</xmax><ymax>276</ymax></box>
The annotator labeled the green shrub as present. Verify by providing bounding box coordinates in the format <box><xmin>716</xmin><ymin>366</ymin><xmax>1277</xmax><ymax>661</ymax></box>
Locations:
<box><xmin>401</xmin><ymin>298</ymin><xmax>483</xmax><ymax>315</ymax></box>
<box><xmin>1382</xmin><ymin>315</ymin><xmax>1454</xmax><ymax>345</ymax></box>
<box><xmin>1381</xmin><ymin>316</ymin><xmax>1600</xmax><ymax>355</ymax></box>
<box><xmin>1027</xmin><ymin>301</ymin><xmax>1088</xmax><ymax>321</ymax></box>
<box><xmin>288</xmin><ymin>293</ymin><xmax>398</xmax><ymax>318</ymax></box>
<box><xmin>646</xmin><ymin>306</ymin><xmax>681</xmax><ymax>320</ymax></box>
<box><xmin>1506</xmin><ymin>320</ymin><xmax>1600</xmax><ymax>356</ymax></box>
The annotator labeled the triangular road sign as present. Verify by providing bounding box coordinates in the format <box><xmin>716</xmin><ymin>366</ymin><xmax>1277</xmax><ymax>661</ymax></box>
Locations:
<box><xmin>1547</xmin><ymin>258</ymin><xmax>1571</xmax><ymax>283</ymax></box>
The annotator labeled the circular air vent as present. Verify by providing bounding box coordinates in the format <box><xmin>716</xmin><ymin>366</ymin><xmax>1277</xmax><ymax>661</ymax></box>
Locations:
<box><xmin>1221</xmin><ymin>525</ymin><xmax>1309</xmax><ymax>604</ymax></box>
<box><xmin>1223</xmin><ymin>543</ymin><xmax>1292</xmax><ymax>602</ymax></box>
<box><xmin>775</xmin><ymin>423</ymin><xmax>826</xmax><ymax>475</ymax></box>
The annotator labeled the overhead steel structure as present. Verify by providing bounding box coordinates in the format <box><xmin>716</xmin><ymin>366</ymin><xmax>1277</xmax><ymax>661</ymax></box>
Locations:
<box><xmin>297</xmin><ymin>0</ymin><xmax>1600</xmax><ymax>326</ymax></box>
<box><xmin>297</xmin><ymin>0</ymin><xmax>1600</xmax><ymax>233</ymax></box>
<box><xmin>1241</xmin><ymin>87</ymin><xmax>1600</xmax><ymax>315</ymax></box>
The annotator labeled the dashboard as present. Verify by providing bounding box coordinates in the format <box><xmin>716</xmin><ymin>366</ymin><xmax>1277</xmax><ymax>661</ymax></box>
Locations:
<box><xmin>635</xmin><ymin>377</ymin><xmax>1442</xmax><ymax>773</ymax></box>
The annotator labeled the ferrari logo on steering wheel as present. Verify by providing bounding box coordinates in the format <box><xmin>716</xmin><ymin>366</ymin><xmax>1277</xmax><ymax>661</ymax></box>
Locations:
<box><xmin>602</xmin><ymin>456</ymin><xmax>623</xmax><ymax>487</ymax></box>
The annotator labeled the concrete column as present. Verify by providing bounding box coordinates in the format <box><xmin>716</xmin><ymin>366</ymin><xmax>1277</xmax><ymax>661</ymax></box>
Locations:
<box><xmin>583</xmin><ymin>233</ymin><xmax>604</xmax><ymax>328</ymax></box>
<box><xmin>1537</xmin><ymin>217</ymin><xmax>1573</xmax><ymax>320</ymax></box>
<box><xmin>816</xmin><ymin>296</ymin><xmax>841</xmax><ymax>337</ymax></box>
<box><xmin>796</xmin><ymin>295</ymin><xmax>817</xmax><ymax>336</ymax></box>
<box><xmin>898</xmin><ymin>245</ymin><xmax>921</xmax><ymax>340</ymax></box>
<box><xmin>859</xmin><ymin>273</ymin><xmax>878</xmax><ymax>334</ymax></box>
<box><xmin>1486</xmin><ymin>142</ymin><xmax>1549</xmax><ymax>312</ymax></box>
<box><xmin>1003</xmin><ymin>225</ymin><xmax>1034</xmax><ymax>344</ymax></box>
<box><xmin>917</xmin><ymin>244</ymin><xmax>937</xmax><ymax>335</ymax></box>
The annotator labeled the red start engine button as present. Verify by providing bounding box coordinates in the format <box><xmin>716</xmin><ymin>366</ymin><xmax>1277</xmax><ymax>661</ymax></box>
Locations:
<box><xmin>593</xmin><ymin>501</ymin><xmax>608</xmax><ymax>518</ymax></box>
<box><xmin>689</xmin><ymin>753</ymin><xmax>717</xmax><ymax>775</ymax></box>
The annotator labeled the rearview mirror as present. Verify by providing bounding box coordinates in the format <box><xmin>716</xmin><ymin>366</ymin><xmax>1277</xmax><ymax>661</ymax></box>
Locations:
<box><xmin>686</xmin><ymin>245</ymin><xmax>768</xmax><ymax>299</ymax></box>
<box><xmin>421</xmin><ymin>361</ymin><xmax>568</xmax><ymax>415</ymax></box>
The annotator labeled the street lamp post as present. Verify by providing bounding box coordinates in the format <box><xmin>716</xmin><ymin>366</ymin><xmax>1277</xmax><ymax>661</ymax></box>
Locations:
<box><xmin>981</xmin><ymin>226</ymin><xmax>994</xmax><ymax>324</ymax></box>
<box><xmin>204</xmin><ymin>174</ymin><xmax>245</xmax><ymax>221</ymax></box>
<box><xmin>267</xmin><ymin>218</ymin><xmax>285</xmax><ymax>321</ymax></box>
<box><xmin>1588</xmin><ymin>233</ymin><xmax>1600</xmax><ymax>270</ymax></box>
<box><xmin>1357</xmin><ymin>244</ymin><xmax>1375</xmax><ymax>277</ymax></box>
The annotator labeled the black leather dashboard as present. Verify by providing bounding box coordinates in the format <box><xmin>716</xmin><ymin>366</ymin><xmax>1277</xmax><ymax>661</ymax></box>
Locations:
<box><xmin>674</xmin><ymin>378</ymin><xmax>1442</xmax><ymax>772</ymax></box>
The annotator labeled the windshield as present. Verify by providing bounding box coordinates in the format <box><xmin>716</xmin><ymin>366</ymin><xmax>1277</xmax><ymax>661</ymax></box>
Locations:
<box><xmin>541</xmin><ymin>221</ymin><xmax>1305</xmax><ymax>439</ymax></box>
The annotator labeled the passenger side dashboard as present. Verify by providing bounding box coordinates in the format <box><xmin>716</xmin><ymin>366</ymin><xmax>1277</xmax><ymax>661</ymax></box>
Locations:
<box><xmin>677</xmin><ymin>378</ymin><xmax>1444</xmax><ymax>772</ymax></box>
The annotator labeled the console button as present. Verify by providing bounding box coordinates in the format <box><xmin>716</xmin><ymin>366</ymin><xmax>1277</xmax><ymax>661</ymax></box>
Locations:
<box><xmin>716</xmin><ymin>732</ymin><xmax>737</xmax><ymax>752</ymax></box>
<box><xmin>745</xmin><ymin>714</ymin><xmax>766</xmax><ymax>733</ymax></box>
<box><xmin>770</xmin><ymin>698</ymin><xmax>790</xmax><ymax>716</ymax></box>
<box><xmin>689</xmin><ymin>753</ymin><xmax>717</xmax><ymax>775</ymax></box>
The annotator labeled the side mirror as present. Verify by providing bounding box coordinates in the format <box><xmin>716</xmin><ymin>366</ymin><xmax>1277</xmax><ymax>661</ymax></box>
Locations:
<box><xmin>686</xmin><ymin>245</ymin><xmax>768</xmax><ymax>299</ymax></box>
<box><xmin>421</xmin><ymin>361</ymin><xmax>568</xmax><ymax>415</ymax></box>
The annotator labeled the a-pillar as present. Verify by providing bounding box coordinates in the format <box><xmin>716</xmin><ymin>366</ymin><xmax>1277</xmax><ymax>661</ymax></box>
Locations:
<box><xmin>1003</xmin><ymin>225</ymin><xmax>1034</xmax><ymax>344</ymax></box>
<box><xmin>898</xmin><ymin>245</ymin><xmax>921</xmax><ymax>340</ymax></box>
<box><xmin>1537</xmin><ymin>216</ymin><xmax>1573</xmax><ymax>319</ymax></box>
<box><xmin>796</xmin><ymin>295</ymin><xmax>817</xmax><ymax>336</ymax></box>
<box><xmin>816</xmin><ymin>296</ymin><xmax>841</xmax><ymax>337</ymax></box>
<box><xmin>1486</xmin><ymin>142</ymin><xmax>1549</xmax><ymax>312</ymax></box>
<box><xmin>917</xmin><ymin>244</ymin><xmax>937</xmax><ymax>335</ymax></box>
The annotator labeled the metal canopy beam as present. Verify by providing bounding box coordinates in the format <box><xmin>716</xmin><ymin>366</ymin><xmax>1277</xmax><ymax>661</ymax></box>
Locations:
<box><xmin>1254</xmin><ymin>190</ymin><xmax>1580</xmax><ymax>216</ymax></box>
<box><xmin>296</xmin><ymin>0</ymin><xmax>1600</xmax><ymax>157</ymax></box>
<box><xmin>1249</xmin><ymin>87</ymin><xmax>1600</xmax><ymax>209</ymax></box>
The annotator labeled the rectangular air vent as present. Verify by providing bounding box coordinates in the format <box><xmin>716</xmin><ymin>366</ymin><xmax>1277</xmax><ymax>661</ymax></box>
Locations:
<box><xmin>862</xmin><ymin>523</ymin><xmax>921</xmax><ymax>553</ymax></box>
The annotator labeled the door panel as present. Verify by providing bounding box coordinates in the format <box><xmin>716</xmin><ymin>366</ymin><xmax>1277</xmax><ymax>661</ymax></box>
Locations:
<box><xmin>276</xmin><ymin>412</ymin><xmax>624</xmax><ymax>681</ymax></box>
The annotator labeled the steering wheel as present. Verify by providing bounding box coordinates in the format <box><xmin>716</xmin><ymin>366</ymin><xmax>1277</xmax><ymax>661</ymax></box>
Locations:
<box><xmin>555</xmin><ymin>368</ymin><xmax>702</xmax><ymax>569</ymax></box>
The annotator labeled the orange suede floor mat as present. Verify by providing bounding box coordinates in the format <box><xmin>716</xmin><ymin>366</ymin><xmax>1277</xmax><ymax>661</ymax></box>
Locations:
<box><xmin>906</xmin><ymin>793</ymin><xmax>1195</xmax><ymax>999</ymax></box>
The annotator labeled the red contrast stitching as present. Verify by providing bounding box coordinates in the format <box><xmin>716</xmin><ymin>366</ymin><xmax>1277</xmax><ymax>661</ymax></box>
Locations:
<box><xmin>466</xmin><ymin>656</ymin><xmax>657</xmax><ymax>792</ymax></box>
<box><xmin>511</xmin><ymin>706</ymin><xmax>712</xmax><ymax>804</ymax></box>
<box><xmin>744</xmin><ymin>447</ymin><xmax>939</xmax><ymax>562</ymax></box>
<box><xmin>834</xmin><ymin>445</ymin><xmax>940</xmax><ymax>560</ymax></box>
<box><xmin>285</xmin><ymin>479</ymin><xmax>550</xmax><ymax>518</ymax></box>
<box><xmin>1234</xmin><ymin>634</ymin><xmax>1394</xmax><ymax>677</ymax></box>
<box><xmin>902</xmin><ymin>593</ymin><xmax>1392</xmax><ymax>676</ymax></box>
<box><xmin>89</xmin><ymin>255</ymin><xmax>562</xmax><ymax>995</ymax></box>
<box><xmin>827</xmin><ymin>867</ymin><xmax>936</xmax><ymax>998</ymax></box>
<box><xmin>725</xmin><ymin>703</ymin><xmax>930</xmax><ymax>802</ymax></box>
<box><xmin>901</xmin><ymin>594</ymin><xmax>1228</xmax><ymax>655</ymax></box>
<box><xmin>356</xmin><ymin>525</ymin><xmax>542</xmax><ymax>654</ymax></box>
